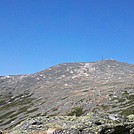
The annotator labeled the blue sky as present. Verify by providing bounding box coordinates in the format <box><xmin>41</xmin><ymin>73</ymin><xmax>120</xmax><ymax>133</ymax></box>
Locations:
<box><xmin>0</xmin><ymin>0</ymin><xmax>134</xmax><ymax>75</ymax></box>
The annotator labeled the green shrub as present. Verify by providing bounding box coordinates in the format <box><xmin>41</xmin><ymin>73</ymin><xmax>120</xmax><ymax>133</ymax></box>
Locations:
<box><xmin>67</xmin><ymin>107</ymin><xmax>84</xmax><ymax>116</ymax></box>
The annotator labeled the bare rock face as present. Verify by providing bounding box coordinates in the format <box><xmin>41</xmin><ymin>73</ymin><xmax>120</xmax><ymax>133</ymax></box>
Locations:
<box><xmin>0</xmin><ymin>60</ymin><xmax>134</xmax><ymax>130</ymax></box>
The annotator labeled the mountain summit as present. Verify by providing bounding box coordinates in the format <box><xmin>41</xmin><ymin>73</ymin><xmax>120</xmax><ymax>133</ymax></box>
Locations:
<box><xmin>0</xmin><ymin>60</ymin><xmax>134</xmax><ymax>129</ymax></box>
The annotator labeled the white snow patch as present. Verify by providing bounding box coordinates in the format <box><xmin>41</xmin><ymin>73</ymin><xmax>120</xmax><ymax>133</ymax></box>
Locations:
<box><xmin>19</xmin><ymin>75</ymin><xmax>28</xmax><ymax>79</ymax></box>
<box><xmin>72</xmin><ymin>72</ymin><xmax>89</xmax><ymax>78</ymax></box>
<box><xmin>67</xmin><ymin>68</ymin><xmax>70</xmax><ymax>71</ymax></box>
<box><xmin>1</xmin><ymin>75</ymin><xmax>13</xmax><ymax>79</ymax></box>
<box><xmin>113</xmin><ymin>95</ymin><xmax>118</xmax><ymax>98</ymax></box>
<box><xmin>1</xmin><ymin>76</ymin><xmax>6</xmax><ymax>79</ymax></box>
<box><xmin>71</xmin><ymin>64</ymin><xmax>95</xmax><ymax>78</ymax></box>
<box><xmin>11</xmin><ymin>120</ymin><xmax>15</xmax><ymax>124</ymax></box>
<box><xmin>36</xmin><ymin>77</ymin><xmax>40</xmax><ymax>80</ymax></box>
<box><xmin>2</xmin><ymin>75</ymin><xmax>11</xmax><ymax>79</ymax></box>
<box><xmin>15</xmin><ymin>98</ymin><xmax>19</xmax><ymax>101</ymax></box>
<box><xmin>70</xmin><ymin>71</ymin><xmax>73</xmax><ymax>74</ymax></box>
<box><xmin>21</xmin><ymin>95</ymin><xmax>25</xmax><ymax>98</ymax></box>
<box><xmin>109</xmin><ymin>114</ymin><xmax>118</xmax><ymax>120</ymax></box>
<box><xmin>84</xmin><ymin>63</ymin><xmax>91</xmax><ymax>68</ymax></box>
<box><xmin>31</xmin><ymin>75</ymin><xmax>36</xmax><ymax>78</ymax></box>
<box><xmin>62</xmin><ymin>75</ymin><xmax>65</xmax><ymax>77</ymax></box>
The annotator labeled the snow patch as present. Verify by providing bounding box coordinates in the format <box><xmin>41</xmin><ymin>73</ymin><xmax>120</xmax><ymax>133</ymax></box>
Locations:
<box><xmin>67</xmin><ymin>68</ymin><xmax>69</xmax><ymax>71</ymax></box>
<box><xmin>70</xmin><ymin>71</ymin><xmax>73</xmax><ymax>74</ymax></box>
<box><xmin>72</xmin><ymin>63</ymin><xmax>96</xmax><ymax>78</ymax></box>
<box><xmin>36</xmin><ymin>77</ymin><xmax>40</xmax><ymax>80</ymax></box>
<box><xmin>19</xmin><ymin>75</ymin><xmax>28</xmax><ymax>79</ymax></box>
<box><xmin>6</xmin><ymin>75</ymin><xmax>10</xmax><ymax>78</ymax></box>
<box><xmin>61</xmin><ymin>75</ymin><xmax>65</xmax><ymax>77</ymax></box>
<box><xmin>0</xmin><ymin>76</ymin><xmax>12</xmax><ymax>79</ymax></box>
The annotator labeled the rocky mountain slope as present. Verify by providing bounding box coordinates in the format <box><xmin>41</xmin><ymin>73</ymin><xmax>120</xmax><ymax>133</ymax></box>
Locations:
<box><xmin>0</xmin><ymin>60</ymin><xmax>134</xmax><ymax>130</ymax></box>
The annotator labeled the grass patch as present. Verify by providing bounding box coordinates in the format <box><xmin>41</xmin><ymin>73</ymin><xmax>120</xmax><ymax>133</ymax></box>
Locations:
<box><xmin>67</xmin><ymin>107</ymin><xmax>84</xmax><ymax>116</ymax></box>
<box><xmin>101</xmin><ymin>104</ymin><xmax>110</xmax><ymax>111</ymax></box>
<box><xmin>118</xmin><ymin>98</ymin><xmax>126</xmax><ymax>103</ymax></box>
<box><xmin>122</xmin><ymin>91</ymin><xmax>129</xmax><ymax>97</ymax></box>
<box><xmin>120</xmin><ymin>106</ymin><xmax>134</xmax><ymax>116</ymax></box>
<box><xmin>127</xmin><ymin>95</ymin><xmax>134</xmax><ymax>101</ymax></box>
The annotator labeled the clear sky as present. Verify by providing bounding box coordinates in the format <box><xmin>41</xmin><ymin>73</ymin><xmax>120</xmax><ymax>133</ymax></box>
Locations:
<box><xmin>0</xmin><ymin>0</ymin><xmax>134</xmax><ymax>75</ymax></box>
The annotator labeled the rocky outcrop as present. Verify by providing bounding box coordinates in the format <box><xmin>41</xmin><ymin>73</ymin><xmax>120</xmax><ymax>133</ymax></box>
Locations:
<box><xmin>0</xmin><ymin>60</ymin><xmax>134</xmax><ymax>130</ymax></box>
<box><xmin>3</xmin><ymin>113</ymin><xmax>134</xmax><ymax>134</ymax></box>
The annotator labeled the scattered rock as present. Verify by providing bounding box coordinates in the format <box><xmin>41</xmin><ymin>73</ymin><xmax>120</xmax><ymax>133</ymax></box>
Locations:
<box><xmin>8</xmin><ymin>113</ymin><xmax>134</xmax><ymax>134</ymax></box>
<box><xmin>0</xmin><ymin>60</ymin><xmax>134</xmax><ymax>131</ymax></box>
